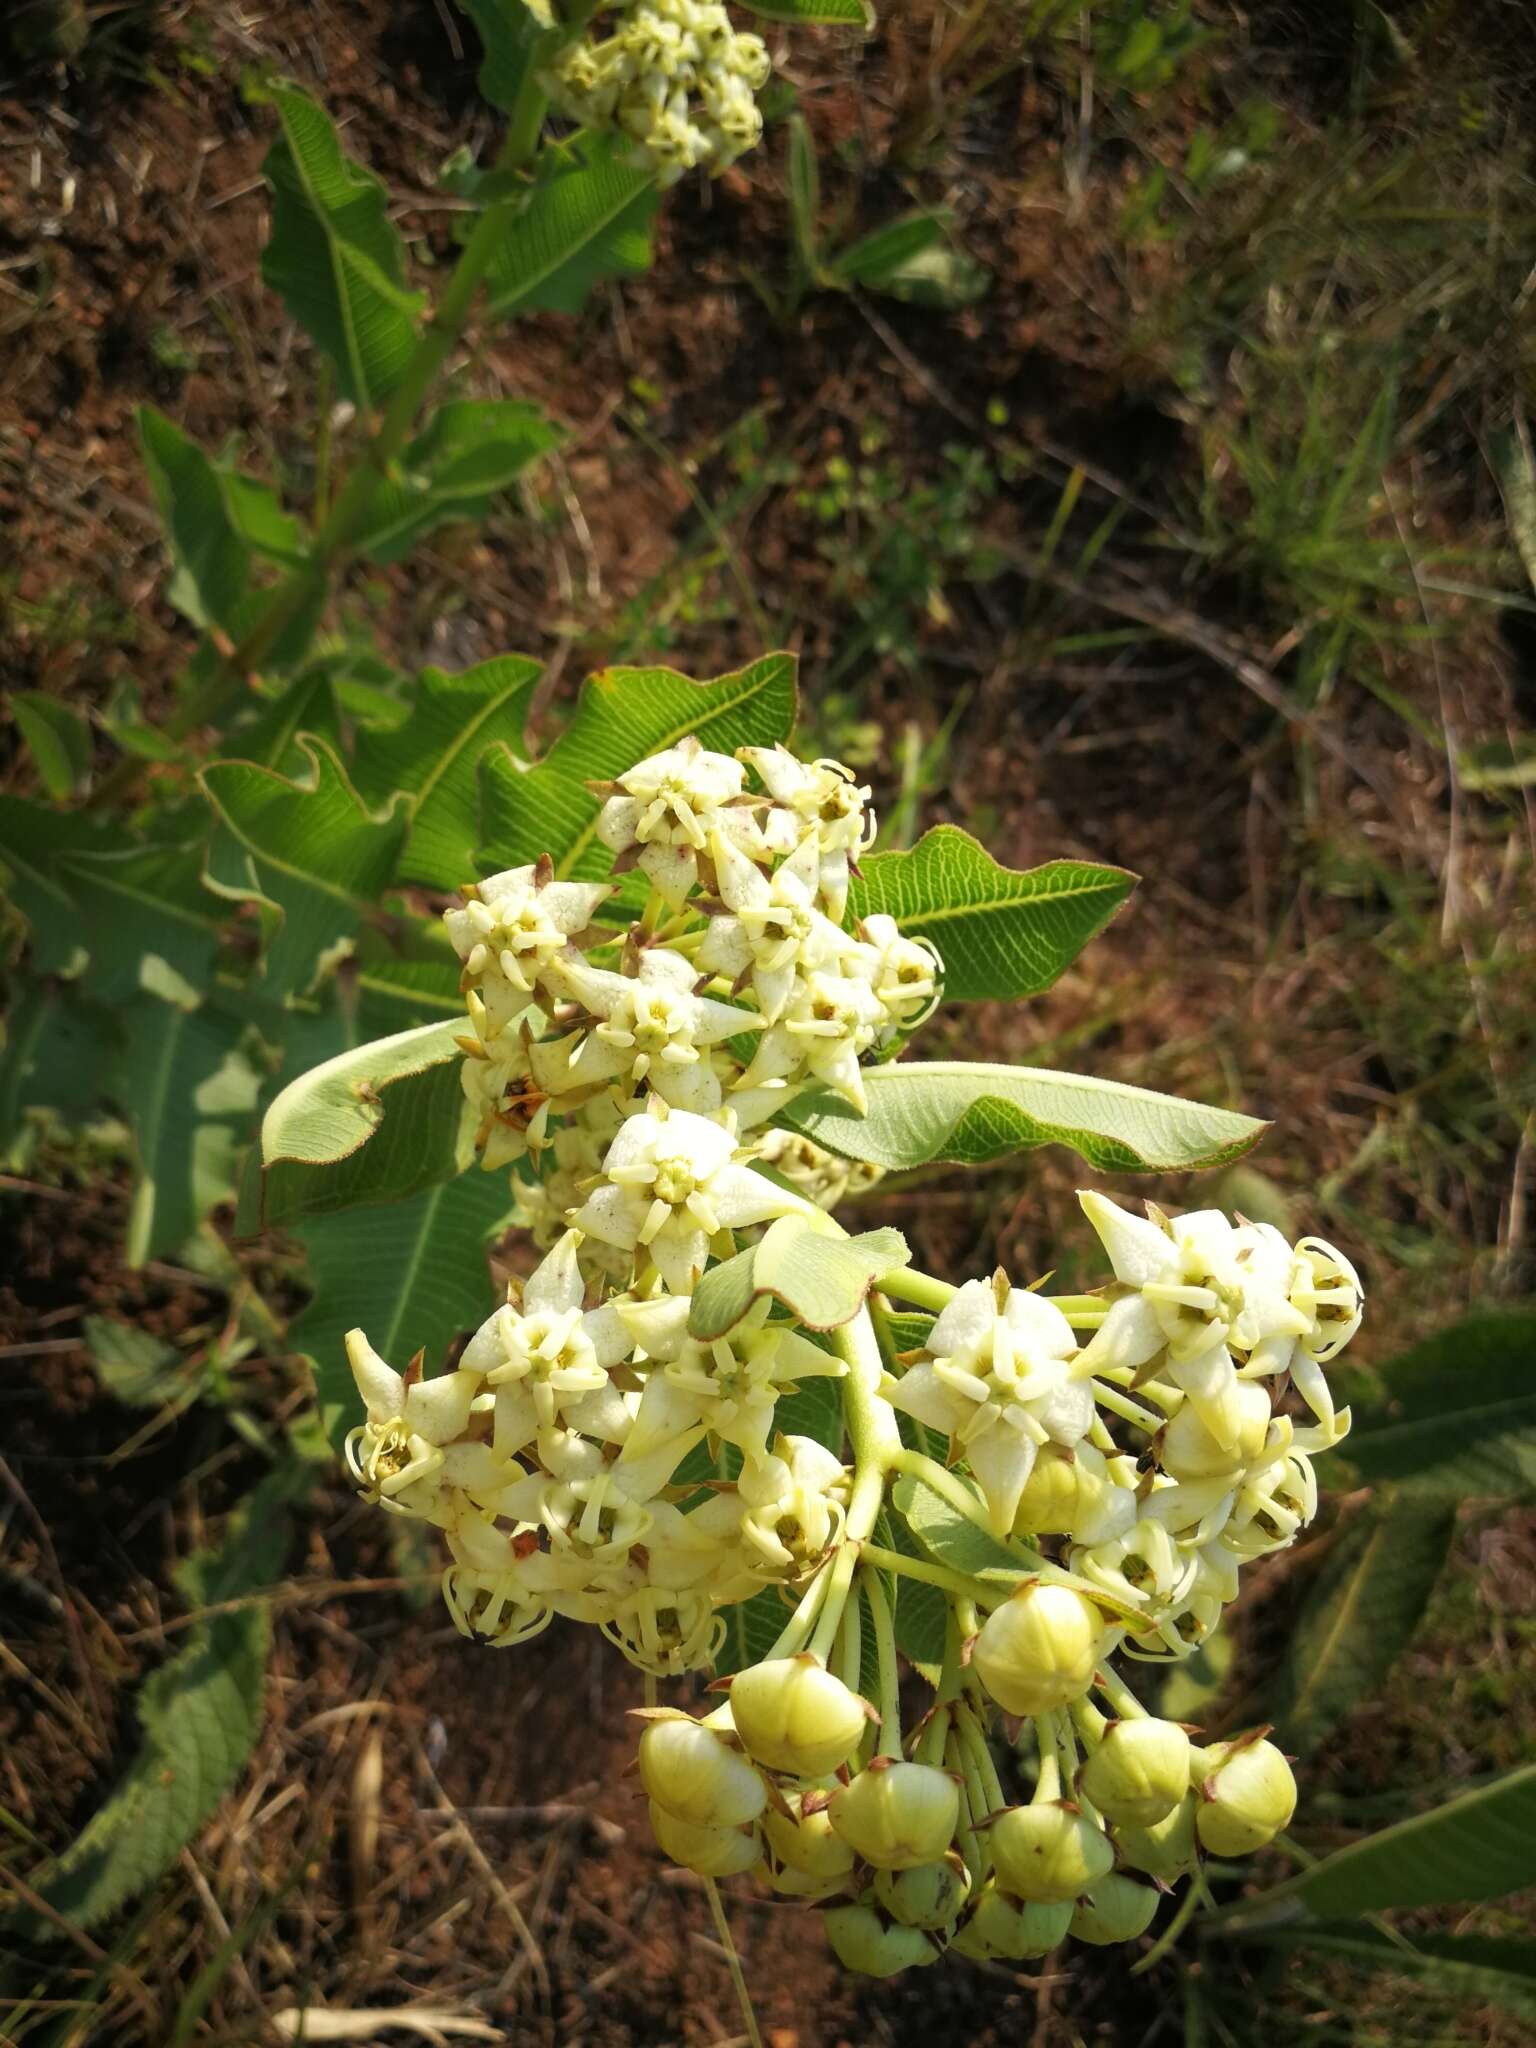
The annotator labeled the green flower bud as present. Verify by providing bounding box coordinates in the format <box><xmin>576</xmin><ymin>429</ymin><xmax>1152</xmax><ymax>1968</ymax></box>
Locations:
<box><xmin>1013</xmin><ymin>1442</ymin><xmax>1122</xmax><ymax>1540</ymax></box>
<box><xmin>1161</xmin><ymin>1382</ymin><xmax>1272</xmax><ymax>1478</ymax></box>
<box><xmin>759</xmin><ymin>1854</ymin><xmax>848</xmax><ymax>1900</ymax></box>
<box><xmin>1195</xmin><ymin>1733</ymin><xmax>1296</xmax><ymax>1856</ymax></box>
<box><xmin>829</xmin><ymin>1760</ymin><xmax>960</xmax><ymax>1870</ymax></box>
<box><xmin>638</xmin><ymin>1713</ymin><xmax>766</xmax><ymax>1829</ymax></box>
<box><xmin>762</xmin><ymin>1790</ymin><xmax>856</xmax><ymax>1883</ymax></box>
<box><xmin>949</xmin><ymin>1880</ymin><xmax>1073</xmax><ymax>1960</ymax></box>
<box><xmin>989</xmin><ymin>1801</ymin><xmax>1115</xmax><ymax>1903</ymax></box>
<box><xmin>1069</xmin><ymin>1872</ymin><xmax>1159</xmax><ymax>1945</ymax></box>
<box><xmin>874</xmin><ymin>1857</ymin><xmax>971</xmax><ymax>1931</ymax></box>
<box><xmin>1113</xmin><ymin>1794</ymin><xmax>1198</xmax><ymax>1879</ymax></box>
<box><xmin>648</xmin><ymin>1799</ymin><xmax>761</xmax><ymax>1878</ymax></box>
<box><xmin>1077</xmin><ymin>1717</ymin><xmax>1192</xmax><ymax>1827</ymax></box>
<box><xmin>728</xmin><ymin>1655</ymin><xmax>870</xmax><ymax>1778</ymax></box>
<box><xmin>973</xmin><ymin>1583</ymin><xmax>1106</xmax><ymax>1717</ymax></box>
<box><xmin>823</xmin><ymin>1902</ymin><xmax>940</xmax><ymax>1977</ymax></box>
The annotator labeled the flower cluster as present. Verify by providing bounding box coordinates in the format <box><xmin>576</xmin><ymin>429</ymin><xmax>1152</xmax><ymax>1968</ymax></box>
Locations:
<box><xmin>338</xmin><ymin>726</ymin><xmax>1365</xmax><ymax>1978</ymax></box>
<box><xmin>536</xmin><ymin>2</ymin><xmax>776</xmax><ymax>185</ymax></box>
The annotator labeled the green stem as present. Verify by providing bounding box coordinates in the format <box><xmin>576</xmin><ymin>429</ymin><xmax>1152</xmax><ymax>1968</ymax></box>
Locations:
<box><xmin>833</xmin><ymin>1583</ymin><xmax>863</xmax><ymax>1694</ymax></box>
<box><xmin>763</xmin><ymin>1559</ymin><xmax>833</xmax><ymax>1661</ymax></box>
<box><xmin>703</xmin><ymin>1877</ymin><xmax>764</xmax><ymax>2048</ymax></box>
<box><xmin>858</xmin><ymin>1541</ymin><xmax>986</xmax><ymax>1606</ymax></box>
<box><xmin>1046</xmin><ymin>1294</ymin><xmax>1110</xmax><ymax>1322</ymax></box>
<box><xmin>1030</xmin><ymin>1715</ymin><xmax>1063</xmax><ymax>1802</ymax></box>
<box><xmin>860</xmin><ymin>1568</ymin><xmax>903</xmax><ymax>1756</ymax></box>
<box><xmin>1128</xmin><ymin>1872</ymin><xmax>1202</xmax><ymax>1978</ymax></box>
<box><xmin>878</xmin><ymin>1269</ymin><xmax>958</xmax><ymax>1314</ymax></box>
<box><xmin>1094</xmin><ymin>1666</ymin><xmax>1148</xmax><ymax>1720</ymax></box>
<box><xmin>807</xmin><ymin>1308</ymin><xmax>899</xmax><ymax>1664</ymax></box>
<box><xmin>1089</xmin><ymin>1379</ymin><xmax>1167</xmax><ymax>1433</ymax></box>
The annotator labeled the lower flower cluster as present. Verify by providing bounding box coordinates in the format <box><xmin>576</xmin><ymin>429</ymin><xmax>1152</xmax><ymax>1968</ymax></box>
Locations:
<box><xmin>337</xmin><ymin>729</ymin><xmax>1364</xmax><ymax>1974</ymax></box>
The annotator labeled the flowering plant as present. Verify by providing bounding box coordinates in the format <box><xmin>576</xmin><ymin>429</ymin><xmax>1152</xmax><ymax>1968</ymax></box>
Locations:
<box><xmin>270</xmin><ymin>694</ymin><xmax>1362</xmax><ymax>1977</ymax></box>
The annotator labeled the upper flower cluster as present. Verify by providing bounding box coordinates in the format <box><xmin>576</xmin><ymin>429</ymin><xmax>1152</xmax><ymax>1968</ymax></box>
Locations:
<box><xmin>540</xmin><ymin>1</ymin><xmax>775</xmax><ymax>185</ymax></box>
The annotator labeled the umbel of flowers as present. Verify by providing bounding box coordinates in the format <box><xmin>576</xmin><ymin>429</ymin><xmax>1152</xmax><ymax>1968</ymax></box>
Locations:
<box><xmin>341</xmin><ymin>731</ymin><xmax>1364</xmax><ymax>1974</ymax></box>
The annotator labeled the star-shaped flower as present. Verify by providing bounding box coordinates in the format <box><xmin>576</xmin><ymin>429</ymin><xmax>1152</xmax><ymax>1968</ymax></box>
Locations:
<box><xmin>534</xmin><ymin>948</ymin><xmax>763</xmax><ymax>1114</ymax></box>
<box><xmin>342</xmin><ymin>1334</ymin><xmax>482</xmax><ymax>1513</ymax></box>
<box><xmin>697</xmin><ymin>831</ymin><xmax>849</xmax><ymax>1022</ymax></box>
<box><xmin>445</xmin><ymin>864</ymin><xmax>613</xmax><ymax>1041</ymax></box>
<box><xmin>738</xmin><ymin>744</ymin><xmax>875</xmax><ymax>916</ymax></box>
<box><xmin>594</xmin><ymin>737</ymin><xmax>748</xmax><ymax>909</ymax></box>
<box><xmin>886</xmin><ymin>1275</ymin><xmax>1092</xmax><ymax>1536</ymax></box>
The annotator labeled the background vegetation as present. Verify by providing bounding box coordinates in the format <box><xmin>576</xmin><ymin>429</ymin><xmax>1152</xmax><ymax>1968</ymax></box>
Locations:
<box><xmin>1</xmin><ymin>1</ymin><xmax>1534</xmax><ymax>2043</ymax></box>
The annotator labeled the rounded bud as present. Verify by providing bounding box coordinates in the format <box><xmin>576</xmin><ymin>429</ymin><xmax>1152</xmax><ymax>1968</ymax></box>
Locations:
<box><xmin>648</xmin><ymin>1800</ymin><xmax>760</xmax><ymax>1878</ymax></box>
<box><xmin>1013</xmin><ymin>1443</ymin><xmax>1131</xmax><ymax>1543</ymax></box>
<box><xmin>1195</xmin><ymin>1734</ymin><xmax>1296</xmax><ymax>1857</ymax></box>
<box><xmin>1161</xmin><ymin>1382</ymin><xmax>1272</xmax><ymax>1478</ymax></box>
<box><xmin>989</xmin><ymin>1801</ymin><xmax>1115</xmax><ymax>1904</ymax></box>
<box><xmin>1078</xmin><ymin>1717</ymin><xmax>1192</xmax><ymax>1827</ymax></box>
<box><xmin>1070</xmin><ymin>1872</ymin><xmax>1159</xmax><ymax>1945</ymax></box>
<box><xmin>829</xmin><ymin>1761</ymin><xmax>960</xmax><ymax>1870</ymax></box>
<box><xmin>949</xmin><ymin>1881</ymin><xmax>1073</xmax><ymax>1961</ymax></box>
<box><xmin>1113</xmin><ymin>1794</ymin><xmax>1198</xmax><ymax>1879</ymax></box>
<box><xmin>727</xmin><ymin>1655</ymin><xmax>869</xmax><ymax>1778</ymax></box>
<box><xmin>822</xmin><ymin>1902</ymin><xmax>939</xmax><ymax>1978</ymax></box>
<box><xmin>874</xmin><ymin>1857</ymin><xmax>971</xmax><ymax>1931</ymax></box>
<box><xmin>761</xmin><ymin>1790</ymin><xmax>856</xmax><ymax>1884</ymax></box>
<box><xmin>973</xmin><ymin>1583</ymin><xmax>1106</xmax><ymax>1717</ymax></box>
<box><xmin>639</xmin><ymin>1714</ymin><xmax>766</xmax><ymax>1830</ymax></box>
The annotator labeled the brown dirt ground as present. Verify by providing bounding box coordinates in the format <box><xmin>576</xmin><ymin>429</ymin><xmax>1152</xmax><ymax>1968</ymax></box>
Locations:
<box><xmin>2</xmin><ymin>3</ymin><xmax>1534</xmax><ymax>2044</ymax></box>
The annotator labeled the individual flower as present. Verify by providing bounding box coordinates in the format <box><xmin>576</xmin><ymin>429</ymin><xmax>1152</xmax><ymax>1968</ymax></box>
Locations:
<box><xmin>854</xmin><ymin>913</ymin><xmax>944</xmax><ymax>1034</ymax></box>
<box><xmin>887</xmin><ymin>1274</ymin><xmax>1093</xmax><ymax>1535</ymax></box>
<box><xmin>536</xmin><ymin>947</ymin><xmax>763</xmax><ymax>1113</ymax></box>
<box><xmin>698</xmin><ymin>830</ymin><xmax>849</xmax><ymax>1021</ymax></box>
<box><xmin>593</xmin><ymin>736</ymin><xmax>749</xmax><ymax>907</ymax></box>
<box><xmin>687</xmin><ymin>1432</ymin><xmax>851</xmax><ymax>1580</ymax></box>
<box><xmin>738</xmin><ymin>744</ymin><xmax>874</xmax><ymax>916</ymax></box>
<box><xmin>615</xmin><ymin>1293</ymin><xmax>845</xmax><ymax>1468</ymax></box>
<box><xmin>570</xmin><ymin>1097</ymin><xmax>809</xmax><ymax>1291</ymax></box>
<box><xmin>458</xmin><ymin>1230</ymin><xmax>635</xmax><ymax>1458</ymax></box>
<box><xmin>1076</xmin><ymin>1193</ymin><xmax>1313</xmax><ymax>1452</ymax></box>
<box><xmin>342</xmin><ymin>1334</ymin><xmax>481</xmax><ymax>1516</ymax></box>
<box><xmin>446</xmin><ymin>863</ymin><xmax>612</xmax><ymax>1040</ymax></box>
<box><xmin>733</xmin><ymin>964</ymin><xmax>887</xmax><ymax>1112</ymax></box>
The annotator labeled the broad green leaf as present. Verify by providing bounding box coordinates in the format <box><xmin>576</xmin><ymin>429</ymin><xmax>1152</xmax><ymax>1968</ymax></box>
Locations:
<box><xmin>739</xmin><ymin>0</ymin><xmax>870</xmax><ymax>20</ymax></box>
<box><xmin>1268</xmin><ymin>1500</ymin><xmax>1455</xmax><ymax>1757</ymax></box>
<box><xmin>261</xmin><ymin>86</ymin><xmax>424</xmax><ymax>408</ymax></box>
<box><xmin>1341</xmin><ymin>1313</ymin><xmax>1536</xmax><ymax>1500</ymax></box>
<box><xmin>352</xmin><ymin>655</ymin><xmax>541</xmax><ymax>886</ymax></box>
<box><xmin>773</xmin><ymin>1356</ymin><xmax>846</xmax><ymax>1452</ymax></box>
<box><xmin>1237</xmin><ymin>1763</ymin><xmax>1536</xmax><ymax>1916</ymax></box>
<box><xmin>689</xmin><ymin>1218</ymin><xmax>910</xmax><ymax>1338</ymax></box>
<box><xmin>11</xmin><ymin>690</ymin><xmax>92</xmax><ymax>799</ymax></box>
<box><xmin>890</xmin><ymin>1469</ymin><xmax>1024</xmax><ymax>1582</ymax></box>
<box><xmin>0</xmin><ymin>793</ymin><xmax>122</xmax><ymax>973</ymax></box>
<box><xmin>847</xmin><ymin>827</ymin><xmax>1135</xmax><ymax>1001</ymax></box>
<box><xmin>85</xmin><ymin>1317</ymin><xmax>184</xmax><ymax>1409</ymax></box>
<box><xmin>1234</xmin><ymin>1926</ymin><xmax>1536</xmax><ymax>2026</ymax></box>
<box><xmin>291</xmin><ymin>1170</ymin><xmax>512</xmax><ymax>1447</ymax></box>
<box><xmin>138</xmin><ymin>406</ymin><xmax>252</xmax><ymax>631</ymax></box>
<box><xmin>458</xmin><ymin>0</ymin><xmax>545</xmax><ymax>112</ymax></box>
<box><xmin>786</xmin><ymin>115</ymin><xmax>821</xmax><ymax>278</ymax></box>
<box><xmin>353</xmin><ymin>401</ymin><xmax>562</xmax><ymax>565</ymax></box>
<box><xmin>478</xmin><ymin>652</ymin><xmax>799</xmax><ymax>881</ymax></box>
<box><xmin>235</xmin><ymin>666</ymin><xmax>345</xmax><ymax>772</ymax></box>
<box><xmin>114</xmin><ymin>996</ymin><xmax>263</xmax><ymax>1266</ymax></box>
<box><xmin>484</xmin><ymin>133</ymin><xmax>658</xmax><ymax>320</ymax></box>
<box><xmin>1490</xmin><ymin>421</ymin><xmax>1536</xmax><ymax>596</ymax></box>
<box><xmin>253</xmin><ymin>1017</ymin><xmax>474</xmax><ymax>1228</ymax></box>
<box><xmin>31</xmin><ymin>1469</ymin><xmax>299</xmax><ymax>1930</ymax></box>
<box><xmin>887</xmin><ymin>1507</ymin><xmax>948</xmax><ymax>1670</ymax></box>
<box><xmin>60</xmin><ymin>840</ymin><xmax>225</xmax><ymax>1005</ymax></box>
<box><xmin>201</xmin><ymin>739</ymin><xmax>407</xmax><ymax>995</ymax></box>
<box><xmin>781</xmin><ymin>1061</ymin><xmax>1267</xmax><ymax>1174</ymax></box>
<box><xmin>831</xmin><ymin>210</ymin><xmax>944</xmax><ymax>285</ymax></box>
<box><xmin>0</xmin><ymin>982</ymin><xmax>118</xmax><ymax>1161</ymax></box>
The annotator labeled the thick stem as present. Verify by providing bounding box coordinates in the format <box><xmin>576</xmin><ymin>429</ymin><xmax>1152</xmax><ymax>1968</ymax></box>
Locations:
<box><xmin>807</xmin><ymin>1308</ymin><xmax>901</xmax><ymax>1664</ymax></box>
<box><xmin>878</xmin><ymin>1270</ymin><xmax>957</xmax><ymax>1315</ymax></box>
<box><xmin>860</xmin><ymin>1566</ymin><xmax>903</xmax><ymax>1758</ymax></box>
<box><xmin>857</xmin><ymin>1541</ymin><xmax>987</xmax><ymax>1606</ymax></box>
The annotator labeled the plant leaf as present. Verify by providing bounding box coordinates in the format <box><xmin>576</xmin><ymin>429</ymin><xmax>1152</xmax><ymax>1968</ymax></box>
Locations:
<box><xmin>0</xmin><ymin>797</ymin><xmax>127</xmax><ymax>972</ymax></box>
<box><xmin>29</xmin><ymin>1469</ymin><xmax>299</xmax><ymax>1930</ymax></box>
<box><xmin>200</xmin><ymin>738</ymin><xmax>407</xmax><ymax>995</ymax></box>
<box><xmin>113</xmin><ymin>995</ymin><xmax>263</xmax><ymax>1266</ymax></box>
<box><xmin>260</xmin><ymin>85</ymin><xmax>424</xmax><ymax>408</ymax></box>
<box><xmin>479</xmin><ymin>651</ymin><xmax>799</xmax><ymax>881</ymax></box>
<box><xmin>831</xmin><ymin>212</ymin><xmax>990</xmax><ymax>309</ymax></box>
<box><xmin>688</xmin><ymin>1218</ymin><xmax>910</xmax><ymax>1338</ymax></box>
<box><xmin>0</xmin><ymin>982</ymin><xmax>118</xmax><ymax>1161</ymax></box>
<box><xmin>485</xmin><ymin>134</ymin><xmax>658</xmax><ymax>320</ymax></box>
<box><xmin>353</xmin><ymin>402</ymin><xmax>562</xmax><ymax>565</ymax></box>
<box><xmin>11</xmin><ymin>691</ymin><xmax>93</xmax><ymax>799</ymax></box>
<box><xmin>254</xmin><ymin>1017</ymin><xmax>474</xmax><ymax>1228</ymax></box>
<box><xmin>848</xmin><ymin>827</ymin><xmax>1135</xmax><ymax>1001</ymax></box>
<box><xmin>712</xmin><ymin>1585</ymin><xmax>796</xmax><ymax>1678</ymax></box>
<box><xmin>1235</xmin><ymin>1763</ymin><xmax>1536</xmax><ymax>1917</ymax></box>
<box><xmin>1267</xmin><ymin>1500</ymin><xmax>1456</xmax><ymax>1757</ymax></box>
<box><xmin>138</xmin><ymin>406</ymin><xmax>255</xmax><ymax>631</ymax></box>
<box><xmin>890</xmin><ymin>1469</ymin><xmax>1024</xmax><ymax>1583</ymax></box>
<box><xmin>781</xmin><ymin>1060</ymin><xmax>1267</xmax><ymax>1173</ymax></box>
<box><xmin>457</xmin><ymin>0</ymin><xmax>545</xmax><ymax>112</ymax></box>
<box><xmin>59</xmin><ymin>840</ymin><xmax>226</xmax><ymax>1005</ymax></box>
<box><xmin>85</xmin><ymin>1317</ymin><xmax>185</xmax><ymax>1409</ymax></box>
<box><xmin>738</xmin><ymin>0</ymin><xmax>870</xmax><ymax>20</ymax></box>
<box><xmin>1232</xmin><ymin>1926</ymin><xmax>1536</xmax><ymax>2025</ymax></box>
<box><xmin>351</xmin><ymin>655</ymin><xmax>541</xmax><ymax>886</ymax></box>
<box><xmin>1341</xmin><ymin>1313</ymin><xmax>1536</xmax><ymax>1500</ymax></box>
<box><xmin>290</xmin><ymin>1170</ymin><xmax>512</xmax><ymax>1447</ymax></box>
<box><xmin>830</xmin><ymin>212</ymin><xmax>947</xmax><ymax>289</ymax></box>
